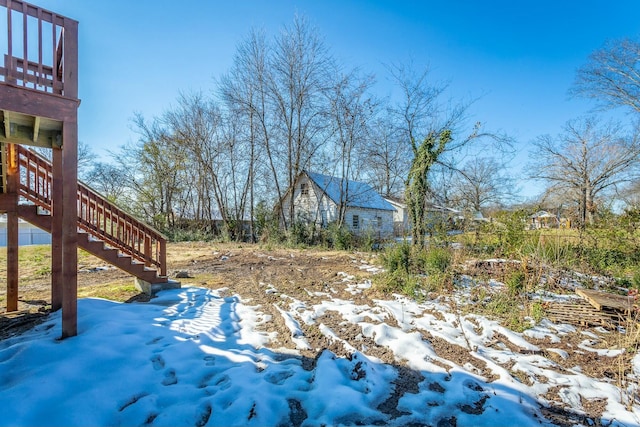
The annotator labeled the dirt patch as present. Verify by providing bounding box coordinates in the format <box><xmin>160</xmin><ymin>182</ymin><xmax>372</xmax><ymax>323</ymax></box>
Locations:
<box><xmin>0</xmin><ymin>309</ymin><xmax>50</xmax><ymax>341</ymax></box>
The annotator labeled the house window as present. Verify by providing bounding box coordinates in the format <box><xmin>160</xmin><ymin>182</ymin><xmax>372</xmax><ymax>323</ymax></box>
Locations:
<box><xmin>300</xmin><ymin>183</ymin><xmax>309</xmax><ymax>196</ymax></box>
<box><xmin>352</xmin><ymin>215</ymin><xmax>359</xmax><ymax>229</ymax></box>
<box><xmin>377</xmin><ymin>216</ymin><xmax>382</xmax><ymax>228</ymax></box>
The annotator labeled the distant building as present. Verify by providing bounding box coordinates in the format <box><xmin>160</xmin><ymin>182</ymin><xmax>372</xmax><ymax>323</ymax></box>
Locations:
<box><xmin>382</xmin><ymin>196</ymin><xmax>462</xmax><ymax>237</ymax></box>
<box><xmin>277</xmin><ymin>171</ymin><xmax>395</xmax><ymax>238</ymax></box>
<box><xmin>529</xmin><ymin>211</ymin><xmax>559</xmax><ymax>229</ymax></box>
<box><xmin>0</xmin><ymin>215</ymin><xmax>51</xmax><ymax>246</ymax></box>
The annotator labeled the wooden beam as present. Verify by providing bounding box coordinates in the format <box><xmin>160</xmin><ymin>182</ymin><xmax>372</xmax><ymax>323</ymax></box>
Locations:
<box><xmin>6</xmin><ymin>210</ymin><xmax>18</xmax><ymax>312</ymax></box>
<box><xmin>5</xmin><ymin>143</ymin><xmax>18</xmax><ymax>312</ymax></box>
<box><xmin>33</xmin><ymin>116</ymin><xmax>40</xmax><ymax>143</ymax></box>
<box><xmin>0</xmin><ymin>142</ymin><xmax>5</xmax><ymax>195</ymax></box>
<box><xmin>0</xmin><ymin>85</ymin><xmax>79</xmax><ymax>122</ymax></box>
<box><xmin>61</xmin><ymin>120</ymin><xmax>78</xmax><ymax>338</ymax></box>
<box><xmin>0</xmin><ymin>127</ymin><xmax>60</xmax><ymax>148</ymax></box>
<box><xmin>2</xmin><ymin>110</ymin><xmax>10</xmax><ymax>139</ymax></box>
<box><xmin>0</xmin><ymin>109</ymin><xmax>62</xmax><ymax>148</ymax></box>
<box><xmin>576</xmin><ymin>288</ymin><xmax>635</xmax><ymax>313</ymax></box>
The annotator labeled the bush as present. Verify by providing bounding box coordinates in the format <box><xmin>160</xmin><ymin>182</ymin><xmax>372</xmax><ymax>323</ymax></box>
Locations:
<box><xmin>506</xmin><ymin>269</ymin><xmax>526</xmax><ymax>296</ymax></box>
<box><xmin>376</xmin><ymin>243</ymin><xmax>455</xmax><ymax>299</ymax></box>
<box><xmin>254</xmin><ymin>201</ymin><xmax>282</xmax><ymax>244</ymax></box>
<box><xmin>324</xmin><ymin>223</ymin><xmax>353</xmax><ymax>250</ymax></box>
<box><xmin>287</xmin><ymin>220</ymin><xmax>315</xmax><ymax>247</ymax></box>
<box><xmin>424</xmin><ymin>247</ymin><xmax>452</xmax><ymax>274</ymax></box>
<box><xmin>380</xmin><ymin>242</ymin><xmax>412</xmax><ymax>275</ymax></box>
<box><xmin>529</xmin><ymin>300</ymin><xmax>545</xmax><ymax>324</ymax></box>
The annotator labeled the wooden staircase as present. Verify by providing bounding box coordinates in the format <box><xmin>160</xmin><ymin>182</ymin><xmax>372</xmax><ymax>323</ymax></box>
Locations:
<box><xmin>12</xmin><ymin>144</ymin><xmax>168</xmax><ymax>284</ymax></box>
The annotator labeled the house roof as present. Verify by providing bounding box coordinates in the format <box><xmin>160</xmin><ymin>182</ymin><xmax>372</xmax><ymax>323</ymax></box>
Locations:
<box><xmin>382</xmin><ymin>196</ymin><xmax>460</xmax><ymax>215</ymax></box>
<box><xmin>531</xmin><ymin>210</ymin><xmax>557</xmax><ymax>219</ymax></box>
<box><xmin>305</xmin><ymin>171</ymin><xmax>395</xmax><ymax>212</ymax></box>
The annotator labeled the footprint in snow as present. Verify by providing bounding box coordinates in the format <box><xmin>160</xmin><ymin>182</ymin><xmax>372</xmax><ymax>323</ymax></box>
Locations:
<box><xmin>162</xmin><ymin>369</ymin><xmax>178</xmax><ymax>386</ymax></box>
<box><xmin>195</xmin><ymin>403</ymin><xmax>212</xmax><ymax>427</ymax></box>
<box><xmin>150</xmin><ymin>354</ymin><xmax>165</xmax><ymax>371</ymax></box>
<box><xmin>198</xmin><ymin>372</ymin><xmax>216</xmax><ymax>389</ymax></box>
<box><xmin>118</xmin><ymin>392</ymin><xmax>149</xmax><ymax>412</ymax></box>
<box><xmin>264</xmin><ymin>369</ymin><xmax>294</xmax><ymax>385</ymax></box>
<box><xmin>214</xmin><ymin>374</ymin><xmax>231</xmax><ymax>390</ymax></box>
<box><xmin>145</xmin><ymin>336</ymin><xmax>163</xmax><ymax>345</ymax></box>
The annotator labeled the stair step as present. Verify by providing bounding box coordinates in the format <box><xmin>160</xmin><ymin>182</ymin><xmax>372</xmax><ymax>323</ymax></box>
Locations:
<box><xmin>19</xmin><ymin>210</ymin><xmax>165</xmax><ymax>285</ymax></box>
<box><xmin>76</xmin><ymin>232</ymin><xmax>163</xmax><ymax>283</ymax></box>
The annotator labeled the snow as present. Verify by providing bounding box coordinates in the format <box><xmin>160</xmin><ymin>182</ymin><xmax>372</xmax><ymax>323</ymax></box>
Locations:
<box><xmin>1</xmin><ymin>280</ymin><xmax>640</xmax><ymax>426</ymax></box>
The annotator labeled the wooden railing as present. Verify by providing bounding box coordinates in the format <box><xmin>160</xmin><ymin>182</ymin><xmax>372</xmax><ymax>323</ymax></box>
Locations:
<box><xmin>0</xmin><ymin>0</ymin><xmax>75</xmax><ymax>95</ymax></box>
<box><xmin>15</xmin><ymin>144</ymin><xmax>167</xmax><ymax>276</ymax></box>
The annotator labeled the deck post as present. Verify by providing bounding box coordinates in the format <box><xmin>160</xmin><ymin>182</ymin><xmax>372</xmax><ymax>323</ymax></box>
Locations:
<box><xmin>60</xmin><ymin>16</ymin><xmax>79</xmax><ymax>339</ymax></box>
<box><xmin>60</xmin><ymin>120</ymin><xmax>78</xmax><ymax>338</ymax></box>
<box><xmin>6</xmin><ymin>144</ymin><xmax>18</xmax><ymax>312</ymax></box>
<box><xmin>6</xmin><ymin>210</ymin><xmax>18</xmax><ymax>312</ymax></box>
<box><xmin>51</xmin><ymin>147</ymin><xmax>63</xmax><ymax>311</ymax></box>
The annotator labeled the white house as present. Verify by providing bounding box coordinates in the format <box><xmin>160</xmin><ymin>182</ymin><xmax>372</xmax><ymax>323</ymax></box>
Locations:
<box><xmin>382</xmin><ymin>196</ymin><xmax>462</xmax><ymax>236</ymax></box>
<box><xmin>383</xmin><ymin>195</ymin><xmax>409</xmax><ymax>236</ymax></box>
<box><xmin>278</xmin><ymin>171</ymin><xmax>395</xmax><ymax>238</ymax></box>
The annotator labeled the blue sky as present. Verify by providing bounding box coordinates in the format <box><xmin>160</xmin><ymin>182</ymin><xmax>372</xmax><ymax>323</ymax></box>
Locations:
<box><xmin>33</xmin><ymin>0</ymin><xmax>640</xmax><ymax>199</ymax></box>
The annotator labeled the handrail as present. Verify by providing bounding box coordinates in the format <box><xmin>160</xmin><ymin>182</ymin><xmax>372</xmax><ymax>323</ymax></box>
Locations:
<box><xmin>15</xmin><ymin>144</ymin><xmax>167</xmax><ymax>276</ymax></box>
<box><xmin>0</xmin><ymin>0</ymin><xmax>77</xmax><ymax>96</ymax></box>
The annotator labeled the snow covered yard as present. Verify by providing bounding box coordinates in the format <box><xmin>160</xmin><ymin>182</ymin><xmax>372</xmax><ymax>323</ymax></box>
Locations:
<box><xmin>1</xmin><ymin>261</ymin><xmax>639</xmax><ymax>427</ymax></box>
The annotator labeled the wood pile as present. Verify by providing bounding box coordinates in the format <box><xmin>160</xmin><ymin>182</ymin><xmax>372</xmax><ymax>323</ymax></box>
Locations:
<box><xmin>545</xmin><ymin>288</ymin><xmax>637</xmax><ymax>329</ymax></box>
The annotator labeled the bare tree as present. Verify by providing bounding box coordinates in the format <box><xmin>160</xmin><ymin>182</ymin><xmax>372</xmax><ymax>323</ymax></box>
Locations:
<box><xmin>571</xmin><ymin>37</ymin><xmax>640</xmax><ymax>114</ymax></box>
<box><xmin>388</xmin><ymin>62</ymin><xmax>501</xmax><ymax>246</ymax></box>
<box><xmin>268</xmin><ymin>15</ymin><xmax>333</xmax><ymax>228</ymax></box>
<box><xmin>362</xmin><ymin>116</ymin><xmax>409</xmax><ymax>197</ymax></box>
<box><xmin>125</xmin><ymin>113</ymin><xmax>189</xmax><ymax>230</ymax></box>
<box><xmin>530</xmin><ymin>116</ymin><xmax>640</xmax><ymax>227</ymax></box>
<box><xmin>218</xmin><ymin>28</ymin><xmax>271</xmax><ymax>241</ymax></box>
<box><xmin>451</xmin><ymin>157</ymin><xmax>519</xmax><ymax>213</ymax></box>
<box><xmin>326</xmin><ymin>69</ymin><xmax>377</xmax><ymax>226</ymax></box>
<box><xmin>162</xmin><ymin>93</ymin><xmax>223</xmax><ymax>223</ymax></box>
<box><xmin>84</xmin><ymin>161</ymin><xmax>128</xmax><ymax>203</ymax></box>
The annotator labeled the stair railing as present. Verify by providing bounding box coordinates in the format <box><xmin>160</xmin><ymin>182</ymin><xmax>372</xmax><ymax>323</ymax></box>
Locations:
<box><xmin>14</xmin><ymin>144</ymin><xmax>167</xmax><ymax>276</ymax></box>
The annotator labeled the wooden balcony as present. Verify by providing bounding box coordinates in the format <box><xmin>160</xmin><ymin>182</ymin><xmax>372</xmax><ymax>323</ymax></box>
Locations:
<box><xmin>0</xmin><ymin>0</ymin><xmax>78</xmax><ymax>149</ymax></box>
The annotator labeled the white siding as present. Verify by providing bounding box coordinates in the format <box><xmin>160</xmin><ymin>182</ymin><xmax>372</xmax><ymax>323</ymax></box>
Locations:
<box><xmin>385</xmin><ymin>199</ymin><xmax>408</xmax><ymax>225</ymax></box>
<box><xmin>280</xmin><ymin>175</ymin><xmax>339</xmax><ymax>228</ymax></box>
<box><xmin>0</xmin><ymin>220</ymin><xmax>51</xmax><ymax>246</ymax></box>
<box><xmin>345</xmin><ymin>207</ymin><xmax>394</xmax><ymax>238</ymax></box>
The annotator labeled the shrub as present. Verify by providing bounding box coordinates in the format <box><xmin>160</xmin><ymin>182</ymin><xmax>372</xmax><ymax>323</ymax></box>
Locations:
<box><xmin>377</xmin><ymin>243</ymin><xmax>455</xmax><ymax>299</ymax></box>
<box><xmin>529</xmin><ymin>300</ymin><xmax>545</xmax><ymax>324</ymax></box>
<box><xmin>506</xmin><ymin>269</ymin><xmax>526</xmax><ymax>296</ymax></box>
<box><xmin>424</xmin><ymin>247</ymin><xmax>452</xmax><ymax>274</ymax></box>
<box><xmin>287</xmin><ymin>220</ymin><xmax>316</xmax><ymax>247</ymax></box>
<box><xmin>380</xmin><ymin>242</ymin><xmax>412</xmax><ymax>275</ymax></box>
<box><xmin>325</xmin><ymin>223</ymin><xmax>353</xmax><ymax>250</ymax></box>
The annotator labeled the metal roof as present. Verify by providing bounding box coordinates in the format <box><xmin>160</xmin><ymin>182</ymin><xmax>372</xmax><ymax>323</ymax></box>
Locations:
<box><xmin>305</xmin><ymin>171</ymin><xmax>395</xmax><ymax>211</ymax></box>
